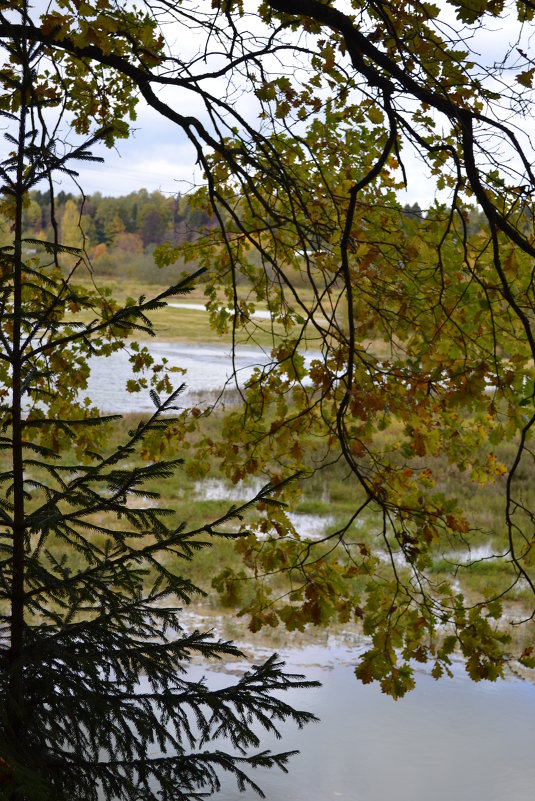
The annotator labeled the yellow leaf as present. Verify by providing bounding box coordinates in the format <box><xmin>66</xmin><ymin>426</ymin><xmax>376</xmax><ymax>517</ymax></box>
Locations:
<box><xmin>367</xmin><ymin>106</ymin><xmax>384</xmax><ymax>125</ymax></box>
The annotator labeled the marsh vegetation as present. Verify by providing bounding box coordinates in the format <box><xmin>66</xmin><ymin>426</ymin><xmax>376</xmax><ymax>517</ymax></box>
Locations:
<box><xmin>40</xmin><ymin>280</ymin><xmax>535</xmax><ymax>668</ymax></box>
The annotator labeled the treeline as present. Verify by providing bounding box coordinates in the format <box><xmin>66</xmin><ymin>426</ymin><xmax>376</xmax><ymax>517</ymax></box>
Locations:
<box><xmin>9</xmin><ymin>190</ymin><xmax>490</xmax><ymax>286</ymax></box>
<box><xmin>402</xmin><ymin>201</ymin><xmax>488</xmax><ymax>235</ymax></box>
<box><xmin>14</xmin><ymin>189</ymin><xmax>214</xmax><ymax>283</ymax></box>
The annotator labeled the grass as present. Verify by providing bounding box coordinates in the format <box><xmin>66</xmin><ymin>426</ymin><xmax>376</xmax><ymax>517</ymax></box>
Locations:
<box><xmin>70</xmin><ymin>274</ymin><xmax>306</xmax><ymax>348</ymax></box>
<box><xmin>13</xmin><ymin>389</ymin><xmax>535</xmax><ymax>672</ymax></box>
<box><xmin>90</xmin><ymin>410</ymin><xmax>533</xmax><ymax>607</ymax></box>
<box><xmin>13</xmin><ymin>273</ymin><xmax>535</xmax><ymax>669</ymax></box>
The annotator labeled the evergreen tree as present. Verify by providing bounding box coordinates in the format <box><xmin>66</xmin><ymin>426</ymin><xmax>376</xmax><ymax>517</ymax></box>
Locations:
<box><xmin>0</xmin><ymin>6</ymin><xmax>317</xmax><ymax>799</ymax></box>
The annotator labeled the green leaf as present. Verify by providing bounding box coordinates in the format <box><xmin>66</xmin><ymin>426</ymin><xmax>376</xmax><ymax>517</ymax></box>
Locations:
<box><xmin>517</xmin><ymin>68</ymin><xmax>535</xmax><ymax>88</ymax></box>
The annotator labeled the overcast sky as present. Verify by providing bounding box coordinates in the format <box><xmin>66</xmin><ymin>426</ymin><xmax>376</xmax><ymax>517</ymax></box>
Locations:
<box><xmin>56</xmin><ymin>103</ymin><xmax>201</xmax><ymax>199</ymax></box>
<box><xmin>68</xmin><ymin>98</ymin><xmax>439</xmax><ymax>207</ymax></box>
<box><xmin>49</xmin><ymin>3</ymin><xmax>531</xmax><ymax>209</ymax></box>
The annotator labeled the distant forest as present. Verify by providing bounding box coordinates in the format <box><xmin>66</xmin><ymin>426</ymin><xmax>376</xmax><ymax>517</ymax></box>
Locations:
<box><xmin>11</xmin><ymin>189</ymin><xmax>214</xmax><ymax>283</ymax></box>
<box><xmin>10</xmin><ymin>191</ymin><xmax>488</xmax><ymax>285</ymax></box>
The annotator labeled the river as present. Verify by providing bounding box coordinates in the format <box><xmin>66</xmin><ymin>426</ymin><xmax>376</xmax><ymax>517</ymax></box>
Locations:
<box><xmin>193</xmin><ymin>643</ymin><xmax>535</xmax><ymax>801</ymax></box>
<box><xmin>86</xmin><ymin>342</ymin><xmax>272</xmax><ymax>412</ymax></box>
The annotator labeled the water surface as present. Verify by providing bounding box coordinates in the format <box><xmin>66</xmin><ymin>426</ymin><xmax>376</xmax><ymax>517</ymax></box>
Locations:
<box><xmin>206</xmin><ymin>644</ymin><xmax>535</xmax><ymax>801</ymax></box>
<box><xmin>87</xmin><ymin>342</ymin><xmax>271</xmax><ymax>412</ymax></box>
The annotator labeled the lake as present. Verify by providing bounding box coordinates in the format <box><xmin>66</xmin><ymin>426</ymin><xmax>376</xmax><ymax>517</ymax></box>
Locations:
<box><xmin>194</xmin><ymin>643</ymin><xmax>535</xmax><ymax>801</ymax></box>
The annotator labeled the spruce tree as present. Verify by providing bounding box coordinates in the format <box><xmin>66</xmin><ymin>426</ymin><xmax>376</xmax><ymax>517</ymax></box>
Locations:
<box><xmin>0</xmin><ymin>8</ymin><xmax>317</xmax><ymax>800</ymax></box>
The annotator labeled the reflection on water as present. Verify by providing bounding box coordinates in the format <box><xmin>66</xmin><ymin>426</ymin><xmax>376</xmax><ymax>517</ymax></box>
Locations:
<box><xmin>94</xmin><ymin>635</ymin><xmax>535</xmax><ymax>801</ymax></box>
<box><xmin>207</xmin><ymin>644</ymin><xmax>535</xmax><ymax>801</ymax></box>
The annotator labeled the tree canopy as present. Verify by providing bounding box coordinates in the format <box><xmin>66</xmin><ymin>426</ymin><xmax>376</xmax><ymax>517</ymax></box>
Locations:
<box><xmin>0</xmin><ymin>4</ymin><xmax>324</xmax><ymax>799</ymax></box>
<box><xmin>1</xmin><ymin>0</ymin><xmax>534</xmax><ymax>738</ymax></box>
